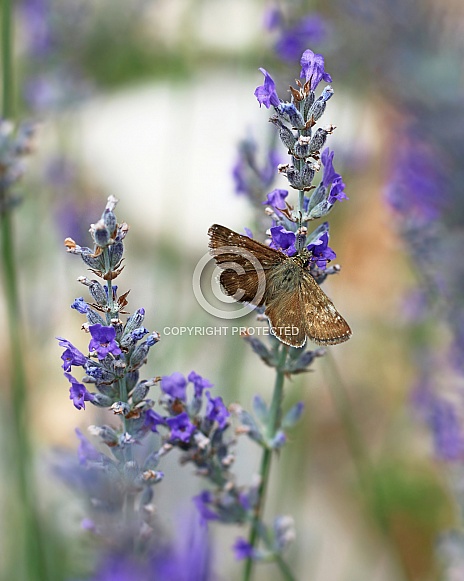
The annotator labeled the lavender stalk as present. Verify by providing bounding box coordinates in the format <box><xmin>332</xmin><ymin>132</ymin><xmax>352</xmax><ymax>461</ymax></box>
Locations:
<box><xmin>1</xmin><ymin>3</ymin><xmax>46</xmax><ymax>579</ymax></box>
<box><xmin>243</xmin><ymin>345</ymin><xmax>291</xmax><ymax>581</ymax></box>
<box><xmin>58</xmin><ymin>197</ymin><xmax>229</xmax><ymax>578</ymax></box>
<box><xmin>231</xmin><ymin>48</ymin><xmax>348</xmax><ymax>580</ymax></box>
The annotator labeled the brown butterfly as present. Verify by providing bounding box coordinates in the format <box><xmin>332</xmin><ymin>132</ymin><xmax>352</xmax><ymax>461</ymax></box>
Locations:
<box><xmin>208</xmin><ymin>224</ymin><xmax>351</xmax><ymax>348</ymax></box>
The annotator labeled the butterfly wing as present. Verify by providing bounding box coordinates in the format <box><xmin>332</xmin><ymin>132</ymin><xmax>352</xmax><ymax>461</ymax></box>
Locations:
<box><xmin>265</xmin><ymin>294</ymin><xmax>307</xmax><ymax>347</ymax></box>
<box><xmin>265</xmin><ymin>263</ymin><xmax>351</xmax><ymax>347</ymax></box>
<box><xmin>208</xmin><ymin>224</ymin><xmax>285</xmax><ymax>306</ymax></box>
<box><xmin>299</xmin><ymin>271</ymin><xmax>352</xmax><ymax>345</ymax></box>
<box><xmin>208</xmin><ymin>224</ymin><xmax>351</xmax><ymax>347</ymax></box>
<box><xmin>262</xmin><ymin>259</ymin><xmax>307</xmax><ymax>347</ymax></box>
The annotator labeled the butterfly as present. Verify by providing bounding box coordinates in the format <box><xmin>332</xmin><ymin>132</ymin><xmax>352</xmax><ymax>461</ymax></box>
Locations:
<box><xmin>208</xmin><ymin>224</ymin><xmax>351</xmax><ymax>348</ymax></box>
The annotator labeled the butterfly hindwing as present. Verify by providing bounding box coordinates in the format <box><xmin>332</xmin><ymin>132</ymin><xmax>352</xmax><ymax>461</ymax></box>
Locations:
<box><xmin>265</xmin><ymin>295</ymin><xmax>307</xmax><ymax>347</ymax></box>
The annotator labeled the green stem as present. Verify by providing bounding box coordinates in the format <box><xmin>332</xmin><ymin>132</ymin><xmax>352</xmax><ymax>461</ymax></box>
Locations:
<box><xmin>2</xmin><ymin>0</ymin><xmax>14</xmax><ymax>118</ymax></box>
<box><xmin>1</xmin><ymin>2</ymin><xmax>49</xmax><ymax>580</ymax></box>
<box><xmin>103</xmin><ymin>248</ymin><xmax>114</xmax><ymax>324</ymax></box>
<box><xmin>243</xmin><ymin>346</ymin><xmax>295</xmax><ymax>581</ymax></box>
<box><xmin>298</xmin><ymin>190</ymin><xmax>304</xmax><ymax>216</ymax></box>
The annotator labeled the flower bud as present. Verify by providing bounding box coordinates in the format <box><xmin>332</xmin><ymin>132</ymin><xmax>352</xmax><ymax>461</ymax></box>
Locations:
<box><xmin>293</xmin><ymin>136</ymin><xmax>311</xmax><ymax>159</ymax></box>
<box><xmin>123</xmin><ymin>308</ymin><xmax>146</xmax><ymax>336</ymax></box>
<box><xmin>92</xmin><ymin>219</ymin><xmax>111</xmax><ymax>248</ymax></box>
<box><xmin>109</xmin><ymin>241</ymin><xmax>124</xmax><ymax>269</ymax></box>
<box><xmin>252</xmin><ymin>395</ymin><xmax>269</xmax><ymax>423</ymax></box>
<box><xmin>309</xmin><ymin>127</ymin><xmax>329</xmax><ymax>154</ymax></box>
<box><xmin>103</xmin><ymin>209</ymin><xmax>117</xmax><ymax>236</ymax></box>
<box><xmin>88</xmin><ymin>280</ymin><xmax>107</xmax><ymax>306</ymax></box>
<box><xmin>282</xmin><ymin>402</ymin><xmax>305</xmax><ymax>428</ymax></box>
<box><xmin>270</xmin><ymin>431</ymin><xmax>286</xmax><ymax>449</ymax></box>
<box><xmin>300</xmin><ymin>161</ymin><xmax>316</xmax><ymax>187</ymax></box>
<box><xmin>269</xmin><ymin>116</ymin><xmax>296</xmax><ymax>150</ymax></box>
<box><xmin>303</xmin><ymin>90</ymin><xmax>316</xmax><ymax>119</ymax></box>
<box><xmin>105</xmin><ymin>195</ymin><xmax>118</xmax><ymax>213</ymax></box>
<box><xmin>88</xmin><ymin>424</ymin><xmax>119</xmax><ymax>445</ymax></box>
<box><xmin>81</xmin><ymin>252</ymin><xmax>105</xmax><ymax>271</ymax></box>
<box><xmin>91</xmin><ymin>394</ymin><xmax>114</xmax><ymax>408</ymax></box>
<box><xmin>132</xmin><ymin>380</ymin><xmax>151</xmax><ymax>404</ymax></box>
<box><xmin>309</xmin><ymin>86</ymin><xmax>333</xmax><ymax>122</ymax></box>
<box><xmin>236</xmin><ymin>410</ymin><xmax>264</xmax><ymax>444</ymax></box>
<box><xmin>125</xmin><ymin>370</ymin><xmax>140</xmax><ymax>391</ymax></box>
<box><xmin>274</xmin><ymin>516</ymin><xmax>296</xmax><ymax>551</ymax></box>
<box><xmin>129</xmin><ymin>343</ymin><xmax>149</xmax><ymax>369</ymax></box>
<box><xmin>278</xmin><ymin>102</ymin><xmax>305</xmax><ymax>129</ymax></box>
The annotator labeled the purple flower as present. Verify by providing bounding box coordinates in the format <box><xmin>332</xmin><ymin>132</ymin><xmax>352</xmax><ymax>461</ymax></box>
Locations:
<box><xmin>92</xmin><ymin>512</ymin><xmax>213</xmax><ymax>581</ymax></box>
<box><xmin>328</xmin><ymin>176</ymin><xmax>347</xmax><ymax>204</ymax></box>
<box><xmin>321</xmin><ymin>149</ymin><xmax>347</xmax><ymax>203</ymax></box>
<box><xmin>260</xmin><ymin>149</ymin><xmax>281</xmax><ymax>185</ymax></box>
<box><xmin>154</xmin><ymin>512</ymin><xmax>213</xmax><ymax>581</ymax></box>
<box><xmin>20</xmin><ymin>0</ymin><xmax>53</xmax><ymax>57</ymax></box>
<box><xmin>232</xmin><ymin>155</ymin><xmax>250</xmax><ymax>195</ymax></box>
<box><xmin>193</xmin><ymin>490</ymin><xmax>219</xmax><ymax>524</ymax></box>
<box><xmin>57</xmin><ymin>336</ymin><xmax>87</xmax><ymax>371</ymax></box>
<box><xmin>269</xmin><ymin>225</ymin><xmax>297</xmax><ymax>256</ymax></box>
<box><xmin>262</xmin><ymin>188</ymin><xmax>288</xmax><ymax>211</ymax></box>
<box><xmin>321</xmin><ymin>148</ymin><xmax>338</xmax><ymax>187</ymax></box>
<box><xmin>233</xmin><ymin>537</ymin><xmax>255</xmax><ymax>560</ymax></box>
<box><xmin>307</xmin><ymin>232</ymin><xmax>336</xmax><ymax>269</ymax></box>
<box><xmin>414</xmin><ymin>383</ymin><xmax>464</xmax><ymax>462</ymax></box>
<box><xmin>81</xmin><ymin>518</ymin><xmax>96</xmax><ymax>532</ymax></box>
<box><xmin>385</xmin><ymin>138</ymin><xmax>444</xmax><ymax>223</ymax></box>
<box><xmin>75</xmin><ymin>428</ymin><xmax>101</xmax><ymax>465</ymax></box>
<box><xmin>300</xmin><ymin>49</ymin><xmax>332</xmax><ymax>90</ymax></box>
<box><xmin>254</xmin><ymin>68</ymin><xmax>281</xmax><ymax>109</ymax></box>
<box><xmin>161</xmin><ymin>372</ymin><xmax>187</xmax><ymax>401</ymax></box>
<box><xmin>263</xmin><ymin>6</ymin><xmax>282</xmax><ymax>30</ymax></box>
<box><xmin>166</xmin><ymin>412</ymin><xmax>196</xmax><ymax>443</ymax></box>
<box><xmin>275</xmin><ymin>16</ymin><xmax>328</xmax><ymax>62</ymax></box>
<box><xmin>88</xmin><ymin>324</ymin><xmax>122</xmax><ymax>360</ymax></box>
<box><xmin>64</xmin><ymin>372</ymin><xmax>94</xmax><ymax>410</ymax></box>
<box><xmin>205</xmin><ymin>392</ymin><xmax>230</xmax><ymax>429</ymax></box>
<box><xmin>188</xmin><ymin>371</ymin><xmax>213</xmax><ymax>398</ymax></box>
<box><xmin>450</xmin><ymin>313</ymin><xmax>464</xmax><ymax>375</ymax></box>
<box><xmin>428</xmin><ymin>399</ymin><xmax>464</xmax><ymax>461</ymax></box>
<box><xmin>244</xmin><ymin>227</ymin><xmax>254</xmax><ymax>239</ymax></box>
<box><xmin>145</xmin><ymin>409</ymin><xmax>166</xmax><ymax>433</ymax></box>
<box><xmin>71</xmin><ymin>297</ymin><xmax>89</xmax><ymax>314</ymax></box>
<box><xmin>232</xmin><ymin>136</ymin><xmax>280</xmax><ymax>199</ymax></box>
<box><xmin>238</xmin><ymin>490</ymin><xmax>252</xmax><ymax>511</ymax></box>
<box><xmin>131</xmin><ymin>327</ymin><xmax>149</xmax><ymax>341</ymax></box>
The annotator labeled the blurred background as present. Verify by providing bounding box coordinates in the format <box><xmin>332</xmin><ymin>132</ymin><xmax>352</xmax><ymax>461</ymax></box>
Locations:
<box><xmin>1</xmin><ymin>0</ymin><xmax>464</xmax><ymax>580</ymax></box>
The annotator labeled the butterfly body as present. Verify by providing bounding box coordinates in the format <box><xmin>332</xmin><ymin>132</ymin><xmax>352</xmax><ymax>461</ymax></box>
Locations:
<box><xmin>208</xmin><ymin>224</ymin><xmax>351</xmax><ymax>348</ymax></box>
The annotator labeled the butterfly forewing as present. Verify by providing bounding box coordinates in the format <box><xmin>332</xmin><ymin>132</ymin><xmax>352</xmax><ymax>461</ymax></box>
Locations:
<box><xmin>208</xmin><ymin>224</ymin><xmax>285</xmax><ymax>305</ymax></box>
<box><xmin>299</xmin><ymin>271</ymin><xmax>351</xmax><ymax>345</ymax></box>
<box><xmin>207</xmin><ymin>224</ymin><xmax>352</xmax><ymax>347</ymax></box>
